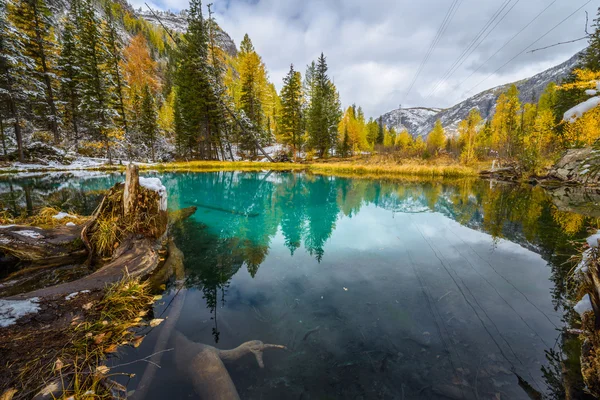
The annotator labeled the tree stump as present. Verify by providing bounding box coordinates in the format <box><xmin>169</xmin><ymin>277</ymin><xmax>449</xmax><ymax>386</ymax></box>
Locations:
<box><xmin>124</xmin><ymin>164</ymin><xmax>139</xmax><ymax>217</ymax></box>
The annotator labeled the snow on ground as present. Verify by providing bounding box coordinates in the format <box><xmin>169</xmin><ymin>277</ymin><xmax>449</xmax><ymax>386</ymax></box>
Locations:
<box><xmin>139</xmin><ymin>177</ymin><xmax>167</xmax><ymax>211</ymax></box>
<box><xmin>14</xmin><ymin>230</ymin><xmax>43</xmax><ymax>239</ymax></box>
<box><xmin>0</xmin><ymin>298</ymin><xmax>40</xmax><ymax>327</ymax></box>
<box><xmin>2</xmin><ymin>156</ymin><xmax>156</xmax><ymax>173</ymax></box>
<box><xmin>65</xmin><ymin>290</ymin><xmax>90</xmax><ymax>301</ymax></box>
<box><xmin>53</xmin><ymin>212</ymin><xmax>76</xmax><ymax>220</ymax></box>
<box><xmin>66</xmin><ymin>222</ymin><xmax>76</xmax><ymax>227</ymax></box>
<box><xmin>587</xmin><ymin>231</ymin><xmax>600</xmax><ymax>248</ymax></box>
<box><xmin>574</xmin><ymin>294</ymin><xmax>593</xmax><ymax>315</ymax></box>
<box><xmin>576</xmin><ymin>249</ymin><xmax>592</xmax><ymax>274</ymax></box>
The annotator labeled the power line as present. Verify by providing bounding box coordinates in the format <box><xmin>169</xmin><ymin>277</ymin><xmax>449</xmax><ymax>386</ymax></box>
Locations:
<box><xmin>448</xmin><ymin>0</ymin><xmax>556</xmax><ymax>101</ymax></box>
<box><xmin>404</xmin><ymin>0</ymin><xmax>462</xmax><ymax>101</ymax></box>
<box><xmin>426</xmin><ymin>0</ymin><xmax>519</xmax><ymax>100</ymax></box>
<box><xmin>462</xmin><ymin>0</ymin><xmax>592</xmax><ymax>98</ymax></box>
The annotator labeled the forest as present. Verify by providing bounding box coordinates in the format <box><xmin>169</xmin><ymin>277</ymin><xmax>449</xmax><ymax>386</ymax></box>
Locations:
<box><xmin>1</xmin><ymin>0</ymin><xmax>599</xmax><ymax>172</ymax></box>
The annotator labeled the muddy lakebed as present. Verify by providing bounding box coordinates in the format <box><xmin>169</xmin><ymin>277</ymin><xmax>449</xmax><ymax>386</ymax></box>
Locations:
<box><xmin>1</xmin><ymin>170</ymin><xmax>598</xmax><ymax>399</ymax></box>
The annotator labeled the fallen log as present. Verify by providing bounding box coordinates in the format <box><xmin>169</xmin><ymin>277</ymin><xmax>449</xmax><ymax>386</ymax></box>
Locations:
<box><xmin>8</xmin><ymin>236</ymin><xmax>161</xmax><ymax>300</ymax></box>
<box><xmin>0</xmin><ymin>224</ymin><xmax>87</xmax><ymax>267</ymax></box>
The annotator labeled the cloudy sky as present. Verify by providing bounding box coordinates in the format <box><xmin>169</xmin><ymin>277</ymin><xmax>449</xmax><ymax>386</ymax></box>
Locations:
<box><xmin>137</xmin><ymin>0</ymin><xmax>596</xmax><ymax>118</ymax></box>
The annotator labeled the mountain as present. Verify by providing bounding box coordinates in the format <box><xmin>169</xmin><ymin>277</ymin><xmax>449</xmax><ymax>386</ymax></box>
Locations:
<box><xmin>381</xmin><ymin>51</ymin><xmax>582</xmax><ymax>138</ymax></box>
<box><xmin>379</xmin><ymin>107</ymin><xmax>443</xmax><ymax>136</ymax></box>
<box><xmin>136</xmin><ymin>9</ymin><xmax>238</xmax><ymax>57</ymax></box>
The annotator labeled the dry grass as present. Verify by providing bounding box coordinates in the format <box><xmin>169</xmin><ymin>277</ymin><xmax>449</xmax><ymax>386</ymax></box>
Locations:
<box><xmin>1</xmin><ymin>276</ymin><xmax>156</xmax><ymax>399</ymax></box>
<box><xmin>143</xmin><ymin>159</ymin><xmax>477</xmax><ymax>179</ymax></box>
<box><xmin>89</xmin><ymin>184</ymin><xmax>166</xmax><ymax>258</ymax></box>
<box><xmin>146</xmin><ymin>160</ymin><xmax>305</xmax><ymax>172</ymax></box>
<box><xmin>308</xmin><ymin>162</ymin><xmax>477</xmax><ymax>178</ymax></box>
<box><xmin>0</xmin><ymin>207</ymin><xmax>88</xmax><ymax>229</ymax></box>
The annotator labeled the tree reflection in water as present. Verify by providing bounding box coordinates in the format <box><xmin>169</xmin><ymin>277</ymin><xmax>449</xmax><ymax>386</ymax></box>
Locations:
<box><xmin>2</xmin><ymin>171</ymin><xmax>599</xmax><ymax>396</ymax></box>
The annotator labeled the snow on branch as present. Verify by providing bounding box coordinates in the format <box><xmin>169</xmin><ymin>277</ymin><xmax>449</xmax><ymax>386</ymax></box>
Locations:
<box><xmin>564</xmin><ymin>96</ymin><xmax>600</xmax><ymax>123</ymax></box>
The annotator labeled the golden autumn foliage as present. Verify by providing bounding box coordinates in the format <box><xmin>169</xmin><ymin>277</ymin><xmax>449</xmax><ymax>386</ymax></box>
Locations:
<box><xmin>559</xmin><ymin>69</ymin><xmax>600</xmax><ymax>147</ymax></box>
<box><xmin>121</xmin><ymin>33</ymin><xmax>160</xmax><ymax>96</ymax></box>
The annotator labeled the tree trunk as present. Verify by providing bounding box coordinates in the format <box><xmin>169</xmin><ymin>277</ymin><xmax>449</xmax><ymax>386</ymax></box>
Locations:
<box><xmin>124</xmin><ymin>164</ymin><xmax>140</xmax><ymax>217</ymax></box>
<box><xmin>32</xmin><ymin>1</ymin><xmax>59</xmax><ymax>143</ymax></box>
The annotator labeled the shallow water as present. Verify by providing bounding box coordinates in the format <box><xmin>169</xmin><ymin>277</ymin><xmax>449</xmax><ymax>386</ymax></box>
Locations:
<box><xmin>1</xmin><ymin>171</ymin><xmax>596</xmax><ymax>399</ymax></box>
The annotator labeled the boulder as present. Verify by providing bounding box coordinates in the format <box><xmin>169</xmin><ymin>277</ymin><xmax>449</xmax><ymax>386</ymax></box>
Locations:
<box><xmin>546</xmin><ymin>148</ymin><xmax>600</xmax><ymax>185</ymax></box>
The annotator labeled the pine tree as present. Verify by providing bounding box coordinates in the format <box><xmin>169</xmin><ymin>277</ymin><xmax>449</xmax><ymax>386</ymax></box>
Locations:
<box><xmin>427</xmin><ymin>119</ymin><xmax>446</xmax><ymax>155</ymax></box>
<box><xmin>9</xmin><ymin>0</ymin><xmax>60</xmax><ymax>142</ymax></box>
<box><xmin>582</xmin><ymin>7</ymin><xmax>600</xmax><ymax>71</ymax></box>
<box><xmin>280</xmin><ymin>64</ymin><xmax>303</xmax><ymax>159</ymax></box>
<box><xmin>77</xmin><ymin>0</ymin><xmax>115</xmax><ymax>162</ymax></box>
<box><xmin>103</xmin><ymin>3</ymin><xmax>129</xmax><ymax>144</ymax></box>
<box><xmin>174</xmin><ymin>0</ymin><xmax>221</xmax><ymax>159</ymax></box>
<box><xmin>139</xmin><ymin>84</ymin><xmax>158</xmax><ymax>161</ymax></box>
<box><xmin>0</xmin><ymin>0</ymin><xmax>34</xmax><ymax>161</ymax></box>
<box><xmin>376</xmin><ymin>117</ymin><xmax>384</xmax><ymax>145</ymax></box>
<box><xmin>57</xmin><ymin>0</ymin><xmax>82</xmax><ymax>146</ymax></box>
<box><xmin>306</xmin><ymin>53</ymin><xmax>341</xmax><ymax>157</ymax></box>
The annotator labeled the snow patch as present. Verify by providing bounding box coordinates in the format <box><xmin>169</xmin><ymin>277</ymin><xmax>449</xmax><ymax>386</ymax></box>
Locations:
<box><xmin>65</xmin><ymin>290</ymin><xmax>90</xmax><ymax>301</ymax></box>
<box><xmin>15</xmin><ymin>230</ymin><xmax>43</xmax><ymax>239</ymax></box>
<box><xmin>563</xmin><ymin>96</ymin><xmax>600</xmax><ymax>123</ymax></box>
<box><xmin>574</xmin><ymin>294</ymin><xmax>593</xmax><ymax>315</ymax></box>
<box><xmin>0</xmin><ymin>297</ymin><xmax>40</xmax><ymax>327</ymax></box>
<box><xmin>576</xmin><ymin>249</ymin><xmax>591</xmax><ymax>274</ymax></box>
<box><xmin>587</xmin><ymin>231</ymin><xmax>600</xmax><ymax>248</ymax></box>
<box><xmin>53</xmin><ymin>212</ymin><xmax>76</xmax><ymax>220</ymax></box>
<box><xmin>139</xmin><ymin>177</ymin><xmax>167</xmax><ymax>211</ymax></box>
<box><xmin>66</xmin><ymin>222</ymin><xmax>76</xmax><ymax>227</ymax></box>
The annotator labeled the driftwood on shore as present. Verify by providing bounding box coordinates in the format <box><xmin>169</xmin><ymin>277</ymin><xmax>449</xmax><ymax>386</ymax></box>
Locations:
<box><xmin>0</xmin><ymin>224</ymin><xmax>87</xmax><ymax>267</ymax></box>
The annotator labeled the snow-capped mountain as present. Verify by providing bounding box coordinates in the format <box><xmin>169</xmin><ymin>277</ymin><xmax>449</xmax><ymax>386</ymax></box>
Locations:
<box><xmin>381</xmin><ymin>51</ymin><xmax>582</xmax><ymax>138</ymax></box>
<box><xmin>379</xmin><ymin>107</ymin><xmax>443</xmax><ymax>136</ymax></box>
<box><xmin>136</xmin><ymin>9</ymin><xmax>238</xmax><ymax>57</ymax></box>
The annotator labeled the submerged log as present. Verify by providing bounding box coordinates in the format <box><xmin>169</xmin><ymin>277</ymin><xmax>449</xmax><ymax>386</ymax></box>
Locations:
<box><xmin>174</xmin><ymin>331</ymin><xmax>286</xmax><ymax>400</ymax></box>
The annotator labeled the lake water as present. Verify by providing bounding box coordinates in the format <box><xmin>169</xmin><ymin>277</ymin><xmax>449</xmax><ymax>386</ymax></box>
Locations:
<box><xmin>1</xmin><ymin>171</ymin><xmax>596</xmax><ymax>399</ymax></box>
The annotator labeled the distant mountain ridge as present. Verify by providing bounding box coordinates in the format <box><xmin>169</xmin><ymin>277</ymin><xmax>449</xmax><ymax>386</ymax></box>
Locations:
<box><xmin>381</xmin><ymin>51</ymin><xmax>582</xmax><ymax>138</ymax></box>
<box><xmin>136</xmin><ymin>9</ymin><xmax>238</xmax><ymax>57</ymax></box>
<box><xmin>379</xmin><ymin>107</ymin><xmax>443</xmax><ymax>136</ymax></box>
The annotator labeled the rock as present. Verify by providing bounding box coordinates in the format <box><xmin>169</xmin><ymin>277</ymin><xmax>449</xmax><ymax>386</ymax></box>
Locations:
<box><xmin>545</xmin><ymin>148</ymin><xmax>600</xmax><ymax>186</ymax></box>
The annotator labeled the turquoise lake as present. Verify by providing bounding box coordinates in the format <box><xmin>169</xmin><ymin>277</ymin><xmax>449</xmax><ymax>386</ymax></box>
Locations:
<box><xmin>1</xmin><ymin>171</ymin><xmax>595</xmax><ymax>399</ymax></box>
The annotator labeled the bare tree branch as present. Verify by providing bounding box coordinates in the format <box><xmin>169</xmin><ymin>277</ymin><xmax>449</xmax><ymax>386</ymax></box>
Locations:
<box><xmin>527</xmin><ymin>36</ymin><xmax>589</xmax><ymax>53</ymax></box>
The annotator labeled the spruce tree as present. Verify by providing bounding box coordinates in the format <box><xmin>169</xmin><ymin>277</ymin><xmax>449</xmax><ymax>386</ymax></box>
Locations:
<box><xmin>9</xmin><ymin>0</ymin><xmax>60</xmax><ymax>142</ymax></box>
<box><xmin>139</xmin><ymin>84</ymin><xmax>158</xmax><ymax>161</ymax></box>
<box><xmin>582</xmin><ymin>7</ymin><xmax>600</xmax><ymax>71</ymax></box>
<box><xmin>376</xmin><ymin>117</ymin><xmax>384</xmax><ymax>145</ymax></box>
<box><xmin>57</xmin><ymin>0</ymin><xmax>82</xmax><ymax>146</ymax></box>
<box><xmin>77</xmin><ymin>0</ymin><xmax>114</xmax><ymax>162</ymax></box>
<box><xmin>280</xmin><ymin>64</ymin><xmax>303</xmax><ymax>159</ymax></box>
<box><xmin>306</xmin><ymin>53</ymin><xmax>341</xmax><ymax>157</ymax></box>
<box><xmin>0</xmin><ymin>0</ymin><xmax>33</xmax><ymax>161</ymax></box>
<box><xmin>103</xmin><ymin>3</ymin><xmax>129</xmax><ymax>142</ymax></box>
<box><xmin>174</xmin><ymin>0</ymin><xmax>219</xmax><ymax>159</ymax></box>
